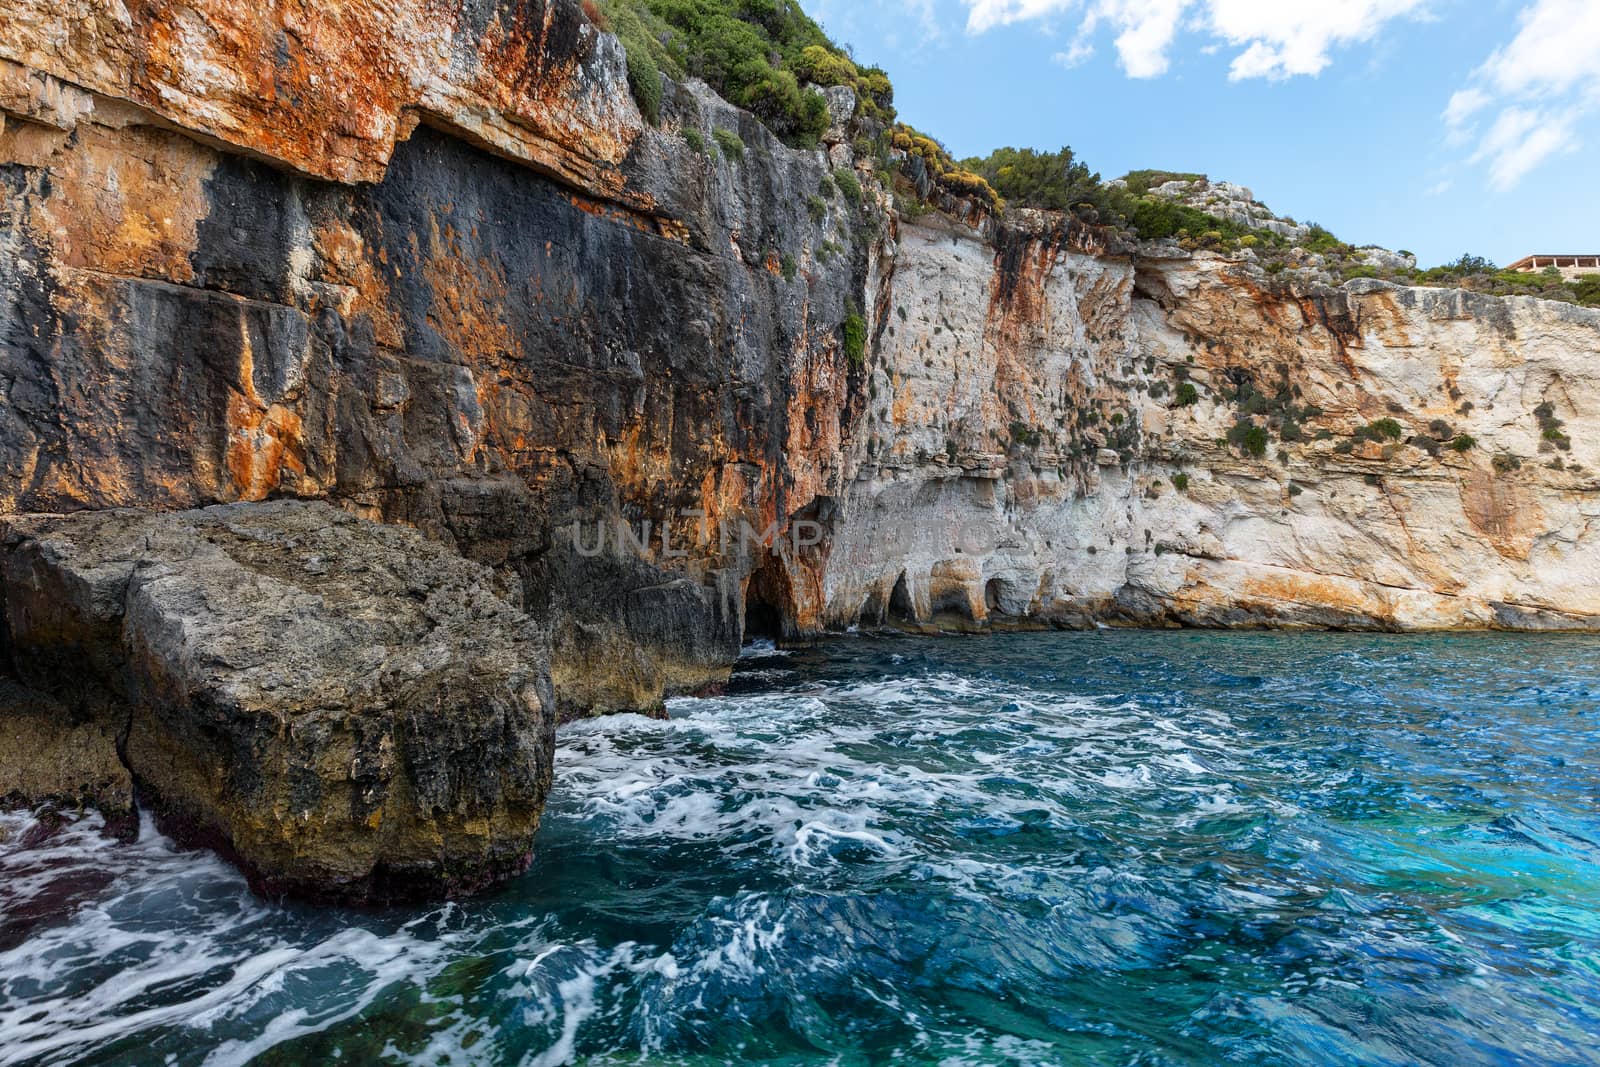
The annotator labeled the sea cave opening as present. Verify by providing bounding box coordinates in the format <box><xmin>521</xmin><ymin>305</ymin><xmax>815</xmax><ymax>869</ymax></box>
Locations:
<box><xmin>985</xmin><ymin>578</ymin><xmax>1004</xmax><ymax>615</ymax></box>
<box><xmin>742</xmin><ymin>586</ymin><xmax>784</xmax><ymax>644</ymax></box>
<box><xmin>887</xmin><ymin>572</ymin><xmax>916</xmax><ymax>624</ymax></box>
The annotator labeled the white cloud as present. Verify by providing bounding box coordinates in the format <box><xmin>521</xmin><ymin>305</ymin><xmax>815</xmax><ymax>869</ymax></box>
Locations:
<box><xmin>1052</xmin><ymin>37</ymin><xmax>1097</xmax><ymax>68</ymax></box>
<box><xmin>1449</xmin><ymin>0</ymin><xmax>1600</xmax><ymax>189</ymax></box>
<box><xmin>1108</xmin><ymin>0</ymin><xmax>1189</xmax><ymax>77</ymax></box>
<box><xmin>1476</xmin><ymin>0</ymin><xmax>1600</xmax><ymax>100</ymax></box>
<box><xmin>1207</xmin><ymin>0</ymin><xmax>1430</xmax><ymax>81</ymax></box>
<box><xmin>1471</xmin><ymin>107</ymin><xmax>1578</xmax><ymax>190</ymax></box>
<box><xmin>961</xmin><ymin>0</ymin><xmax>1428</xmax><ymax>80</ymax></box>
<box><xmin>1443</xmin><ymin>88</ymin><xmax>1489</xmax><ymax>128</ymax></box>
<box><xmin>966</xmin><ymin>0</ymin><xmax>1081</xmax><ymax>35</ymax></box>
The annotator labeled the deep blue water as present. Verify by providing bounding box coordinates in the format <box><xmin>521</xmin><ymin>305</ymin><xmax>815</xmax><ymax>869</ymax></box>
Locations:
<box><xmin>3</xmin><ymin>631</ymin><xmax>1600</xmax><ymax>1065</ymax></box>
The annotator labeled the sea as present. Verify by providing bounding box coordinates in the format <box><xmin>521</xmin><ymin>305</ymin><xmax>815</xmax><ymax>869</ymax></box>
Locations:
<box><xmin>2</xmin><ymin>631</ymin><xmax>1598</xmax><ymax>1066</ymax></box>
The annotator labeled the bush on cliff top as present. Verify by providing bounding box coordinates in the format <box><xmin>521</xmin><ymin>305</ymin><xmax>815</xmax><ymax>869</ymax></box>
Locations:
<box><xmin>959</xmin><ymin>146</ymin><xmax>1107</xmax><ymax>215</ymax></box>
<box><xmin>596</xmin><ymin>0</ymin><xmax>894</xmax><ymax>147</ymax></box>
<box><xmin>1120</xmin><ymin>170</ymin><xmax>1206</xmax><ymax>196</ymax></box>
<box><xmin>891</xmin><ymin>127</ymin><xmax>1002</xmax><ymax>209</ymax></box>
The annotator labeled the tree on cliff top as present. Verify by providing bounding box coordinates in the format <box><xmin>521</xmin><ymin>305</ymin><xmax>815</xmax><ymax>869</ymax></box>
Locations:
<box><xmin>960</xmin><ymin>146</ymin><xmax>1108</xmax><ymax>215</ymax></box>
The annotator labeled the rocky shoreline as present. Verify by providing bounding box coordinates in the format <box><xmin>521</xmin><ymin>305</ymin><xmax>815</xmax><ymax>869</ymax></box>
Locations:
<box><xmin>2</xmin><ymin>502</ymin><xmax>553</xmax><ymax>903</ymax></box>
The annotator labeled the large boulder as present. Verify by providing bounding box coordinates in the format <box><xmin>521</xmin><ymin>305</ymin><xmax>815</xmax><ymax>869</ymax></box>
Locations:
<box><xmin>0</xmin><ymin>501</ymin><xmax>554</xmax><ymax>903</ymax></box>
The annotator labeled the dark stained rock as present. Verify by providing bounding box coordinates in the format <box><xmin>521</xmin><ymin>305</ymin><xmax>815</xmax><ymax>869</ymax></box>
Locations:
<box><xmin>1</xmin><ymin>500</ymin><xmax>555</xmax><ymax>903</ymax></box>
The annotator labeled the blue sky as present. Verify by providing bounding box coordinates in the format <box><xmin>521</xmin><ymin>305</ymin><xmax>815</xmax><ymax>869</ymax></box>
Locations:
<box><xmin>806</xmin><ymin>0</ymin><xmax>1600</xmax><ymax>267</ymax></box>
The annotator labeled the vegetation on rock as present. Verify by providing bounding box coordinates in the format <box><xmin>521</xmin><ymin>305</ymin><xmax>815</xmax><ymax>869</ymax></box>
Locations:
<box><xmin>596</xmin><ymin>0</ymin><xmax>892</xmax><ymax>146</ymax></box>
<box><xmin>843</xmin><ymin>308</ymin><xmax>866</xmax><ymax>367</ymax></box>
<box><xmin>713</xmin><ymin>127</ymin><xmax>745</xmax><ymax>161</ymax></box>
<box><xmin>891</xmin><ymin>127</ymin><xmax>1001</xmax><ymax>209</ymax></box>
<box><xmin>961</xmin><ymin>146</ymin><xmax>1105</xmax><ymax>214</ymax></box>
<box><xmin>1227</xmin><ymin>420</ymin><xmax>1270</xmax><ymax>458</ymax></box>
<box><xmin>591</xmin><ymin>0</ymin><xmax>1600</xmax><ymax>309</ymax></box>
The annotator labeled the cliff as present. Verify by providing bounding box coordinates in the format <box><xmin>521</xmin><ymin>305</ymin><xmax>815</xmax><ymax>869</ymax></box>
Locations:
<box><xmin>4</xmin><ymin>0</ymin><xmax>1600</xmax><ymax>895</ymax></box>
<box><xmin>1</xmin><ymin>0</ymin><xmax>871</xmax><ymax>720</ymax></box>
<box><xmin>834</xmin><ymin>214</ymin><xmax>1600</xmax><ymax>632</ymax></box>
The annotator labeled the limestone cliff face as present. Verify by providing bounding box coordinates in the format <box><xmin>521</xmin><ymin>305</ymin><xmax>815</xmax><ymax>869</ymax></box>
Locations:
<box><xmin>832</xmin><ymin>215</ymin><xmax>1600</xmax><ymax>631</ymax></box>
<box><xmin>1</xmin><ymin>0</ymin><xmax>871</xmax><ymax>717</ymax></box>
<box><xmin>4</xmin><ymin>0</ymin><xmax>1600</xmax><ymax>743</ymax></box>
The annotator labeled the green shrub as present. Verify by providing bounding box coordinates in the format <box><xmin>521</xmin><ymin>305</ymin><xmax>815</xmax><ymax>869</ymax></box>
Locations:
<box><xmin>1288</xmin><ymin>482</ymin><xmax>1304</xmax><ymax>497</ymax></box>
<box><xmin>1354</xmin><ymin>418</ymin><xmax>1405</xmax><ymax>442</ymax></box>
<box><xmin>1533</xmin><ymin>401</ymin><xmax>1571</xmax><ymax>448</ymax></box>
<box><xmin>624</xmin><ymin>42</ymin><xmax>663</xmax><ymax>124</ymax></box>
<box><xmin>1492</xmin><ymin>453</ymin><xmax>1522</xmax><ymax>475</ymax></box>
<box><xmin>599</xmin><ymin>0</ymin><xmax>895</xmax><ymax>146</ymax></box>
<box><xmin>792</xmin><ymin>43</ymin><xmax>857</xmax><ymax>87</ymax></box>
<box><xmin>807</xmin><ymin>195</ymin><xmax>827</xmax><ymax>222</ymax></box>
<box><xmin>1574</xmin><ymin>274</ymin><xmax>1600</xmax><ymax>307</ymax></box>
<box><xmin>713</xmin><ymin>128</ymin><xmax>745</xmax><ymax>162</ymax></box>
<box><xmin>842</xmin><ymin>308</ymin><xmax>866</xmax><ymax>368</ymax></box>
<box><xmin>960</xmin><ymin>145</ymin><xmax>1107</xmax><ymax>214</ymax></box>
<box><xmin>1227</xmin><ymin>420</ymin><xmax>1269</xmax><ymax>458</ymax></box>
<box><xmin>1449</xmin><ymin>434</ymin><xmax>1476</xmax><ymax>452</ymax></box>
<box><xmin>1010</xmin><ymin>421</ymin><xmax>1042</xmax><ymax>447</ymax></box>
<box><xmin>1171</xmin><ymin>472</ymin><xmax>1190</xmax><ymax>492</ymax></box>
<box><xmin>1174</xmin><ymin>381</ymin><xmax>1200</xmax><ymax>407</ymax></box>
<box><xmin>683</xmin><ymin>128</ymin><xmax>706</xmax><ymax>154</ymax></box>
<box><xmin>818</xmin><ymin>174</ymin><xmax>835</xmax><ymax>197</ymax></box>
<box><xmin>781</xmin><ymin>254</ymin><xmax>798</xmax><ymax>281</ymax></box>
<box><xmin>834</xmin><ymin>169</ymin><xmax>862</xmax><ymax>206</ymax></box>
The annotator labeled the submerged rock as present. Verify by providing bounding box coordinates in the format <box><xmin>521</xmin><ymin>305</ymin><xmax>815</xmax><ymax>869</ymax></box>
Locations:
<box><xmin>0</xmin><ymin>501</ymin><xmax>555</xmax><ymax>903</ymax></box>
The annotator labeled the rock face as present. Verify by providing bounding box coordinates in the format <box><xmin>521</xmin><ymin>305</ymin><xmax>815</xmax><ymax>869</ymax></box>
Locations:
<box><xmin>0</xmin><ymin>678</ymin><xmax>133</xmax><ymax>824</ymax></box>
<box><xmin>1</xmin><ymin>0</ymin><xmax>876</xmax><ymax>718</ymax></box>
<box><xmin>832</xmin><ymin>223</ymin><xmax>1600</xmax><ymax>631</ymax></box>
<box><xmin>1</xmin><ymin>501</ymin><xmax>554</xmax><ymax>902</ymax></box>
<box><xmin>1140</xmin><ymin>177</ymin><xmax>1309</xmax><ymax>242</ymax></box>
<box><xmin>2</xmin><ymin>0</ymin><xmax>1599</xmax><ymax>731</ymax></box>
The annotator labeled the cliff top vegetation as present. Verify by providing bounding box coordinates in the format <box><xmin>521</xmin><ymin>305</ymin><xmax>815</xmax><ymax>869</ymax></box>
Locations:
<box><xmin>960</xmin><ymin>148</ymin><xmax>1600</xmax><ymax>307</ymax></box>
<box><xmin>593</xmin><ymin>0</ymin><xmax>893</xmax><ymax>143</ymax></box>
<box><xmin>588</xmin><ymin>0</ymin><xmax>1596</xmax><ymax>309</ymax></box>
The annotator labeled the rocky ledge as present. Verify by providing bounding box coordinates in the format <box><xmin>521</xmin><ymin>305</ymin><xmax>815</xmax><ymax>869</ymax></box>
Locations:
<box><xmin>0</xmin><ymin>500</ymin><xmax>554</xmax><ymax>903</ymax></box>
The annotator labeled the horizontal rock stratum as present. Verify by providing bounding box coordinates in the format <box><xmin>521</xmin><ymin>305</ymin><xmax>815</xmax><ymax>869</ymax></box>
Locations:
<box><xmin>3</xmin><ymin>0</ymin><xmax>1600</xmax><ymax>898</ymax></box>
<box><xmin>1</xmin><ymin>502</ymin><xmax>555</xmax><ymax>903</ymax></box>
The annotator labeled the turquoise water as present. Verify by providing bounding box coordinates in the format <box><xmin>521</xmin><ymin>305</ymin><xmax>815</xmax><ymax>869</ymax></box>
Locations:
<box><xmin>3</xmin><ymin>632</ymin><xmax>1599</xmax><ymax>1065</ymax></box>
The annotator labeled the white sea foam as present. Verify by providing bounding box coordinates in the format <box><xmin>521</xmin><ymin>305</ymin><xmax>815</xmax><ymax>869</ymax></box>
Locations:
<box><xmin>0</xmin><ymin>656</ymin><xmax>1273</xmax><ymax>1065</ymax></box>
